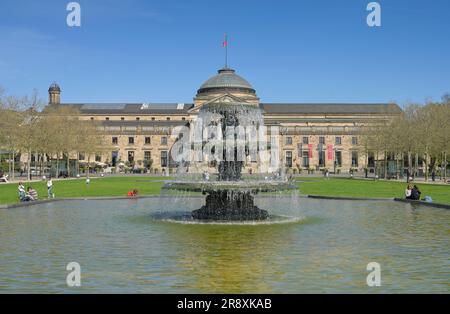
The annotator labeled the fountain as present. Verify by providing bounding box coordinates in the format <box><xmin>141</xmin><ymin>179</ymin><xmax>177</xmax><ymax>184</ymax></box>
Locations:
<box><xmin>162</xmin><ymin>98</ymin><xmax>296</xmax><ymax>221</ymax></box>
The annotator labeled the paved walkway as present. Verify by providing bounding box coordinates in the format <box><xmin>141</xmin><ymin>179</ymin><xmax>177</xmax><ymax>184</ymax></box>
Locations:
<box><xmin>292</xmin><ymin>173</ymin><xmax>449</xmax><ymax>185</ymax></box>
<box><xmin>2</xmin><ymin>173</ymin><xmax>449</xmax><ymax>185</ymax></box>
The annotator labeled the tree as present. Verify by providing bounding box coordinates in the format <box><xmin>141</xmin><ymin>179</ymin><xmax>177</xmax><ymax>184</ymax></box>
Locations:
<box><xmin>1</xmin><ymin>87</ymin><xmax>111</xmax><ymax>181</ymax></box>
<box><xmin>16</xmin><ymin>90</ymin><xmax>45</xmax><ymax>180</ymax></box>
<box><xmin>429</xmin><ymin>101</ymin><xmax>450</xmax><ymax>181</ymax></box>
<box><xmin>0</xmin><ymin>91</ymin><xmax>22</xmax><ymax>179</ymax></box>
<box><xmin>359</xmin><ymin>98</ymin><xmax>450</xmax><ymax>182</ymax></box>
<box><xmin>73</xmin><ymin>118</ymin><xmax>108</xmax><ymax>177</ymax></box>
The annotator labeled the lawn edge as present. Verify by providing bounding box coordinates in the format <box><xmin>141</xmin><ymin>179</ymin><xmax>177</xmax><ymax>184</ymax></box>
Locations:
<box><xmin>2</xmin><ymin>195</ymin><xmax>449</xmax><ymax>210</ymax></box>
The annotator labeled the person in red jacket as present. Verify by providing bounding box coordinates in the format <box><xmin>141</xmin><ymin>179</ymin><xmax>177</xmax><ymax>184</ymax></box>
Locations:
<box><xmin>127</xmin><ymin>189</ymin><xmax>138</xmax><ymax>197</ymax></box>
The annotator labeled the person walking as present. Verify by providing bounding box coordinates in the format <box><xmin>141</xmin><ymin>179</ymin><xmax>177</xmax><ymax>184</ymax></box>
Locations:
<box><xmin>47</xmin><ymin>177</ymin><xmax>54</xmax><ymax>198</ymax></box>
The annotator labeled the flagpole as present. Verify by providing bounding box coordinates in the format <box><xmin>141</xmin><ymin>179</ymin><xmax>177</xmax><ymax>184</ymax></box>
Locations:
<box><xmin>224</xmin><ymin>33</ymin><xmax>228</xmax><ymax>68</ymax></box>
<box><xmin>225</xmin><ymin>42</ymin><xmax>228</xmax><ymax>68</ymax></box>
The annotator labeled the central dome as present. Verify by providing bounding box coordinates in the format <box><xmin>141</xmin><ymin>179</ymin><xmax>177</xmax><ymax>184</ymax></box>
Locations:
<box><xmin>197</xmin><ymin>67</ymin><xmax>255</xmax><ymax>94</ymax></box>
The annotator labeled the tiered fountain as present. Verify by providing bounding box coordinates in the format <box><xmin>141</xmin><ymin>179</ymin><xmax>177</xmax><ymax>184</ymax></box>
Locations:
<box><xmin>162</xmin><ymin>99</ymin><xmax>296</xmax><ymax>221</ymax></box>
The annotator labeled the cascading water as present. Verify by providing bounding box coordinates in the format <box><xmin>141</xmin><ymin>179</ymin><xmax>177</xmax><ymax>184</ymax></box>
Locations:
<box><xmin>162</xmin><ymin>99</ymin><xmax>296</xmax><ymax>221</ymax></box>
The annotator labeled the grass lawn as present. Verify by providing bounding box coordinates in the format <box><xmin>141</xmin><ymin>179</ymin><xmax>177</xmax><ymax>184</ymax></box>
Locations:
<box><xmin>0</xmin><ymin>175</ymin><xmax>449</xmax><ymax>205</ymax></box>
<box><xmin>0</xmin><ymin>176</ymin><xmax>168</xmax><ymax>205</ymax></box>
<box><xmin>296</xmin><ymin>177</ymin><xmax>450</xmax><ymax>204</ymax></box>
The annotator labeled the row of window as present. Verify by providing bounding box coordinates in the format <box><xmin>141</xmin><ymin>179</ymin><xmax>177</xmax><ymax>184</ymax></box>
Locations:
<box><xmin>91</xmin><ymin>117</ymin><xmax>186</xmax><ymax>121</ymax></box>
<box><xmin>285</xmin><ymin>150</ymin><xmax>359</xmax><ymax>168</ymax></box>
<box><xmin>114</xmin><ymin>136</ymin><xmax>357</xmax><ymax>146</ymax></box>
<box><xmin>285</xmin><ymin>136</ymin><xmax>358</xmax><ymax>146</ymax></box>
<box><xmin>79</xmin><ymin>150</ymin><xmax>169</xmax><ymax>168</ymax></box>
<box><xmin>79</xmin><ymin>149</ymin><xmax>359</xmax><ymax>169</ymax></box>
<box><xmin>78</xmin><ymin>153</ymin><xmax>103</xmax><ymax>162</ymax></box>
<box><xmin>125</xmin><ymin>150</ymin><xmax>168</xmax><ymax>167</ymax></box>
<box><xmin>112</xmin><ymin>136</ymin><xmax>168</xmax><ymax>145</ymax></box>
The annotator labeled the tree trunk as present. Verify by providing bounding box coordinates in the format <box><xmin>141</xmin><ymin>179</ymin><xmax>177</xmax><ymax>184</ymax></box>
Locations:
<box><xmin>27</xmin><ymin>151</ymin><xmax>31</xmax><ymax>181</ymax></box>
<box><xmin>56</xmin><ymin>153</ymin><xmax>60</xmax><ymax>178</ymax></box>
<box><xmin>444</xmin><ymin>151</ymin><xmax>447</xmax><ymax>182</ymax></box>
<box><xmin>42</xmin><ymin>154</ymin><xmax>44</xmax><ymax>177</ymax></box>
<box><xmin>365</xmin><ymin>151</ymin><xmax>368</xmax><ymax>169</ymax></box>
<box><xmin>384</xmin><ymin>150</ymin><xmax>387</xmax><ymax>179</ymax></box>
<box><xmin>395</xmin><ymin>154</ymin><xmax>400</xmax><ymax>180</ymax></box>
<box><xmin>11</xmin><ymin>151</ymin><xmax>15</xmax><ymax>181</ymax></box>
<box><xmin>8</xmin><ymin>152</ymin><xmax>12</xmax><ymax>179</ymax></box>
<box><xmin>48</xmin><ymin>155</ymin><xmax>52</xmax><ymax>178</ymax></box>
<box><xmin>87</xmin><ymin>155</ymin><xmax>90</xmax><ymax>179</ymax></box>
<box><xmin>407</xmin><ymin>151</ymin><xmax>412</xmax><ymax>182</ymax></box>
<box><xmin>415</xmin><ymin>153</ymin><xmax>419</xmax><ymax>180</ymax></box>
<box><xmin>67</xmin><ymin>153</ymin><xmax>70</xmax><ymax>177</ymax></box>
<box><xmin>375</xmin><ymin>151</ymin><xmax>378</xmax><ymax>179</ymax></box>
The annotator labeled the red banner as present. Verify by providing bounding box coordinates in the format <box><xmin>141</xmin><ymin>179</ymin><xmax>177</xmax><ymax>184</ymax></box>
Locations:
<box><xmin>308</xmin><ymin>144</ymin><xmax>313</xmax><ymax>158</ymax></box>
<box><xmin>327</xmin><ymin>144</ymin><xmax>333</xmax><ymax>160</ymax></box>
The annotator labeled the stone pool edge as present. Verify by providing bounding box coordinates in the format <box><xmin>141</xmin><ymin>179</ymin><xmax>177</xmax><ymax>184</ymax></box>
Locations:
<box><xmin>1</xmin><ymin>195</ymin><xmax>449</xmax><ymax>210</ymax></box>
<box><xmin>308</xmin><ymin>195</ymin><xmax>450</xmax><ymax>209</ymax></box>
<box><xmin>0</xmin><ymin>195</ymin><xmax>162</xmax><ymax>209</ymax></box>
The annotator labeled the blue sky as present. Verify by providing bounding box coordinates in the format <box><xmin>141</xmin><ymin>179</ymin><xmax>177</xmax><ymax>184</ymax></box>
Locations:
<box><xmin>0</xmin><ymin>0</ymin><xmax>449</xmax><ymax>105</ymax></box>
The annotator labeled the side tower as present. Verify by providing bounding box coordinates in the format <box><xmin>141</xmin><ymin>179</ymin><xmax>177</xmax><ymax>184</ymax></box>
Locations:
<box><xmin>48</xmin><ymin>83</ymin><xmax>61</xmax><ymax>105</ymax></box>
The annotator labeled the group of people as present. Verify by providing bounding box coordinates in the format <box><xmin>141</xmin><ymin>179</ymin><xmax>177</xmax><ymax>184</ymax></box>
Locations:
<box><xmin>18</xmin><ymin>182</ymin><xmax>38</xmax><ymax>202</ymax></box>
<box><xmin>17</xmin><ymin>177</ymin><xmax>54</xmax><ymax>202</ymax></box>
<box><xmin>405</xmin><ymin>184</ymin><xmax>421</xmax><ymax>200</ymax></box>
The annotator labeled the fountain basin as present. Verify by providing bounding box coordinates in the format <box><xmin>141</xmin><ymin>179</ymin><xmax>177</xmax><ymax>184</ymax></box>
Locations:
<box><xmin>162</xmin><ymin>180</ymin><xmax>296</xmax><ymax>193</ymax></box>
<box><xmin>163</xmin><ymin>180</ymin><xmax>297</xmax><ymax>221</ymax></box>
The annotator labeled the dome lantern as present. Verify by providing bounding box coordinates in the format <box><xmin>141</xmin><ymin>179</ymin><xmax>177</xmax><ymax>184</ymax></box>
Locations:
<box><xmin>48</xmin><ymin>82</ymin><xmax>61</xmax><ymax>105</ymax></box>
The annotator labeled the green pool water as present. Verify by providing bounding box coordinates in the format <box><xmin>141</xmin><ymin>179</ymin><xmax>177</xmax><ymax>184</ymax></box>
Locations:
<box><xmin>0</xmin><ymin>197</ymin><xmax>448</xmax><ymax>293</ymax></box>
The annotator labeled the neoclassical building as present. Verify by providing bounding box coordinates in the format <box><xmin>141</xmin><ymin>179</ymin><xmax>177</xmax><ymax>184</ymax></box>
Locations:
<box><xmin>48</xmin><ymin>66</ymin><xmax>401</xmax><ymax>174</ymax></box>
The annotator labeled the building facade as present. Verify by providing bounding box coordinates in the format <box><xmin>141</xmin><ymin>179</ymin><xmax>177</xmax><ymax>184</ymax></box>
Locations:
<box><xmin>48</xmin><ymin>67</ymin><xmax>401</xmax><ymax>175</ymax></box>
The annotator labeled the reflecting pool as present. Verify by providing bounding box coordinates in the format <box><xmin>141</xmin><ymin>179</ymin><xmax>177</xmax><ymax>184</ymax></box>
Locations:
<box><xmin>0</xmin><ymin>197</ymin><xmax>448</xmax><ymax>293</ymax></box>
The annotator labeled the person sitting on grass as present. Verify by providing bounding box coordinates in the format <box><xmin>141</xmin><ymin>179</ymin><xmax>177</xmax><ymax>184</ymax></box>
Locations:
<box><xmin>411</xmin><ymin>185</ymin><xmax>421</xmax><ymax>200</ymax></box>
<box><xmin>27</xmin><ymin>186</ymin><xmax>38</xmax><ymax>201</ymax></box>
<box><xmin>405</xmin><ymin>184</ymin><xmax>413</xmax><ymax>199</ymax></box>
<box><xmin>18</xmin><ymin>184</ymin><xmax>30</xmax><ymax>202</ymax></box>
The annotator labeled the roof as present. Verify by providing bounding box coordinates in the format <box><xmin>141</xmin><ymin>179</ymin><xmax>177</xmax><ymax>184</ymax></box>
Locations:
<box><xmin>57</xmin><ymin>102</ymin><xmax>401</xmax><ymax>115</ymax></box>
<box><xmin>197</xmin><ymin>68</ymin><xmax>255</xmax><ymax>94</ymax></box>
<box><xmin>48</xmin><ymin>83</ymin><xmax>61</xmax><ymax>92</ymax></box>
<box><xmin>60</xmin><ymin>103</ymin><xmax>194</xmax><ymax>114</ymax></box>
<box><xmin>259</xmin><ymin>103</ymin><xmax>402</xmax><ymax>114</ymax></box>
<box><xmin>101</xmin><ymin>120</ymin><xmax>188</xmax><ymax>127</ymax></box>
